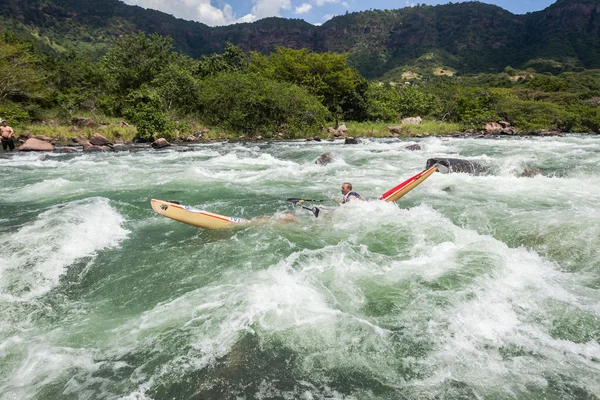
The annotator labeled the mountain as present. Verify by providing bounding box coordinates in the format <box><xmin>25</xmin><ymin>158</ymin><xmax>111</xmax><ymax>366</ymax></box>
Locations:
<box><xmin>1</xmin><ymin>0</ymin><xmax>599</xmax><ymax>78</ymax></box>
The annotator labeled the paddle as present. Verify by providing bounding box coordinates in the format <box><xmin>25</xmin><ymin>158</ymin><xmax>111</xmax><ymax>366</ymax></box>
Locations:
<box><xmin>286</xmin><ymin>198</ymin><xmax>324</xmax><ymax>204</ymax></box>
<box><xmin>286</xmin><ymin>198</ymin><xmax>321</xmax><ymax>217</ymax></box>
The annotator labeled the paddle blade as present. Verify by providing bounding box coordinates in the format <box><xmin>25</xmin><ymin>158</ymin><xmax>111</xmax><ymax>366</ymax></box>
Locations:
<box><xmin>435</xmin><ymin>164</ymin><xmax>449</xmax><ymax>174</ymax></box>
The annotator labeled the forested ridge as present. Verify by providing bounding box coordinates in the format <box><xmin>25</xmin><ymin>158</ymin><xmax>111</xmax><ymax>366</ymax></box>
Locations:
<box><xmin>0</xmin><ymin>0</ymin><xmax>599</xmax><ymax>141</ymax></box>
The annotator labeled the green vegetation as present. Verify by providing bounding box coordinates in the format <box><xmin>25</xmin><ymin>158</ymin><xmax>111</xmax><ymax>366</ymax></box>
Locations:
<box><xmin>1</xmin><ymin>30</ymin><xmax>599</xmax><ymax>143</ymax></box>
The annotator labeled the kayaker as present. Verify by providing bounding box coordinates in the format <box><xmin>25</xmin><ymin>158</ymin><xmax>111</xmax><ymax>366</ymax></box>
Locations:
<box><xmin>339</xmin><ymin>182</ymin><xmax>363</xmax><ymax>203</ymax></box>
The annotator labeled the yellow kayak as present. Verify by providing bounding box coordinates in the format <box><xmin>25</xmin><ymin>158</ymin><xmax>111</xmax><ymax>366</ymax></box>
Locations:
<box><xmin>151</xmin><ymin>199</ymin><xmax>248</xmax><ymax>229</ymax></box>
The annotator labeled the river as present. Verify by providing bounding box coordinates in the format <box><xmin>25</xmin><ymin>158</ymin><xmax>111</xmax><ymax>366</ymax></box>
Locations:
<box><xmin>1</xmin><ymin>136</ymin><xmax>599</xmax><ymax>399</ymax></box>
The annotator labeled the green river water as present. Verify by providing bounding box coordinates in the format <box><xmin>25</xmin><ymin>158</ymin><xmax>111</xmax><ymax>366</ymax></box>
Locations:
<box><xmin>0</xmin><ymin>136</ymin><xmax>599</xmax><ymax>399</ymax></box>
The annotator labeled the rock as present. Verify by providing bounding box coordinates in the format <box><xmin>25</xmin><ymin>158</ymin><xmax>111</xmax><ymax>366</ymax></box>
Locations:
<box><xmin>520</xmin><ymin>167</ymin><xmax>545</xmax><ymax>178</ymax></box>
<box><xmin>499</xmin><ymin>121</ymin><xmax>511</xmax><ymax>128</ymax></box>
<box><xmin>256</xmin><ymin>135</ymin><xmax>263</xmax><ymax>140</ymax></box>
<box><xmin>501</xmin><ymin>127</ymin><xmax>516</xmax><ymax>135</ymax></box>
<box><xmin>55</xmin><ymin>147</ymin><xmax>78</xmax><ymax>154</ymax></box>
<box><xmin>401</xmin><ymin>117</ymin><xmax>422</xmax><ymax>125</ymax></box>
<box><xmin>484</xmin><ymin>122</ymin><xmax>503</xmax><ymax>135</ymax></box>
<box><xmin>315</xmin><ymin>152</ymin><xmax>334</xmax><ymax>165</ymax></box>
<box><xmin>89</xmin><ymin>133</ymin><xmax>111</xmax><ymax>146</ymax></box>
<box><xmin>18</xmin><ymin>138</ymin><xmax>55</xmax><ymax>152</ymax></box>
<box><xmin>71</xmin><ymin>117</ymin><xmax>97</xmax><ymax>127</ymax></box>
<box><xmin>83</xmin><ymin>144</ymin><xmax>111</xmax><ymax>152</ymax></box>
<box><xmin>426</xmin><ymin>158</ymin><xmax>488</xmax><ymax>175</ymax></box>
<box><xmin>337</xmin><ymin>124</ymin><xmax>348</xmax><ymax>133</ymax></box>
<box><xmin>406</xmin><ymin>144</ymin><xmax>421</xmax><ymax>151</ymax></box>
<box><xmin>344</xmin><ymin>137</ymin><xmax>360</xmax><ymax>145</ymax></box>
<box><xmin>152</xmin><ymin>138</ymin><xmax>170</xmax><ymax>149</ymax></box>
<box><xmin>388</xmin><ymin>126</ymin><xmax>403</xmax><ymax>134</ymax></box>
<box><xmin>313</xmin><ymin>137</ymin><xmax>321</xmax><ymax>142</ymax></box>
<box><xmin>34</xmin><ymin>135</ymin><xmax>55</xmax><ymax>143</ymax></box>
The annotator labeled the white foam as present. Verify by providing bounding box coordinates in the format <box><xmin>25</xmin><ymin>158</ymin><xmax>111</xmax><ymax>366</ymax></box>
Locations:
<box><xmin>0</xmin><ymin>197</ymin><xmax>129</xmax><ymax>301</ymax></box>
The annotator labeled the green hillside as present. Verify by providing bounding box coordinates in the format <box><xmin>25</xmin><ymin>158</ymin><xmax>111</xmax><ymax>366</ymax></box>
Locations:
<box><xmin>1</xmin><ymin>0</ymin><xmax>599</xmax><ymax>77</ymax></box>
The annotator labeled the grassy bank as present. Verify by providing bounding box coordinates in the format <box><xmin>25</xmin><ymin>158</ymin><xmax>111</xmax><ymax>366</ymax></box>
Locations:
<box><xmin>14</xmin><ymin>118</ymin><xmax>466</xmax><ymax>144</ymax></box>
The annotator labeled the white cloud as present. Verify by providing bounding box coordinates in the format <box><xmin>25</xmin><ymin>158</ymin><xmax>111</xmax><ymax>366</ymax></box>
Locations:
<box><xmin>295</xmin><ymin>3</ymin><xmax>312</xmax><ymax>13</ymax></box>
<box><xmin>315</xmin><ymin>0</ymin><xmax>340</xmax><ymax>6</ymax></box>
<box><xmin>122</xmin><ymin>0</ymin><xmax>239</xmax><ymax>26</ymax></box>
<box><xmin>251</xmin><ymin>0</ymin><xmax>292</xmax><ymax>19</ymax></box>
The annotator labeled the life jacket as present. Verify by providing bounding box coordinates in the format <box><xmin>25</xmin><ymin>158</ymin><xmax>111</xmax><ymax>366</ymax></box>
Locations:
<box><xmin>343</xmin><ymin>191</ymin><xmax>362</xmax><ymax>203</ymax></box>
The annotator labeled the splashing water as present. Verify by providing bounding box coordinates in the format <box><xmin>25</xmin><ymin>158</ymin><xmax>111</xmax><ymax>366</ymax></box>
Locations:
<box><xmin>0</xmin><ymin>136</ymin><xmax>599</xmax><ymax>399</ymax></box>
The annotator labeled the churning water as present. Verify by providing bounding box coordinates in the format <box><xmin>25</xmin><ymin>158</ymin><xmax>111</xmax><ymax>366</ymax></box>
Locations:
<box><xmin>0</xmin><ymin>136</ymin><xmax>599</xmax><ymax>399</ymax></box>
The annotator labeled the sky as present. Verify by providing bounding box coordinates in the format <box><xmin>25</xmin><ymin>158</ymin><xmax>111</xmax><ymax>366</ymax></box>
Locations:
<box><xmin>121</xmin><ymin>0</ymin><xmax>558</xmax><ymax>27</ymax></box>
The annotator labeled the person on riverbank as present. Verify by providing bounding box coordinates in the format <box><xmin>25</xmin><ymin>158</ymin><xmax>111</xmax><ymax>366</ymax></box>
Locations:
<box><xmin>0</xmin><ymin>120</ymin><xmax>15</xmax><ymax>151</ymax></box>
<box><xmin>339</xmin><ymin>182</ymin><xmax>363</xmax><ymax>203</ymax></box>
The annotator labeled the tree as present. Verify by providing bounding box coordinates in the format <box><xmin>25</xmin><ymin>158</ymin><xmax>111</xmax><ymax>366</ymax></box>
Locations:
<box><xmin>253</xmin><ymin>47</ymin><xmax>368</xmax><ymax>125</ymax></box>
<box><xmin>195</xmin><ymin>43</ymin><xmax>250</xmax><ymax>78</ymax></box>
<box><xmin>0</xmin><ymin>31</ymin><xmax>46</xmax><ymax>102</ymax></box>
<box><xmin>103</xmin><ymin>32</ymin><xmax>175</xmax><ymax>94</ymax></box>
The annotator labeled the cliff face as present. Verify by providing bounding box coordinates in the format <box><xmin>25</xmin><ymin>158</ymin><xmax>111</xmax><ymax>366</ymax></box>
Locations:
<box><xmin>1</xmin><ymin>0</ymin><xmax>599</xmax><ymax>76</ymax></box>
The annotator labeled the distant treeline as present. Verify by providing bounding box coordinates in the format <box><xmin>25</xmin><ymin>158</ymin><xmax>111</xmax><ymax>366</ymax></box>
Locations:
<box><xmin>1</xmin><ymin>30</ymin><xmax>599</xmax><ymax>139</ymax></box>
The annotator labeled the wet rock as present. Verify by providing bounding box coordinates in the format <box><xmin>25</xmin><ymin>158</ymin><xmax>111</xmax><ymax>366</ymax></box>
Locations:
<box><xmin>152</xmin><ymin>138</ymin><xmax>170</xmax><ymax>149</ymax></box>
<box><xmin>89</xmin><ymin>133</ymin><xmax>111</xmax><ymax>146</ymax></box>
<box><xmin>18</xmin><ymin>138</ymin><xmax>55</xmax><ymax>152</ymax></box>
<box><xmin>315</xmin><ymin>152</ymin><xmax>334</xmax><ymax>165</ymax></box>
<box><xmin>55</xmin><ymin>147</ymin><xmax>78</xmax><ymax>154</ymax></box>
<box><xmin>406</xmin><ymin>144</ymin><xmax>422</xmax><ymax>151</ymax></box>
<box><xmin>426</xmin><ymin>158</ymin><xmax>488</xmax><ymax>175</ymax></box>
<box><xmin>519</xmin><ymin>167</ymin><xmax>545</xmax><ymax>178</ymax></box>
<box><xmin>344</xmin><ymin>137</ymin><xmax>360</xmax><ymax>145</ymax></box>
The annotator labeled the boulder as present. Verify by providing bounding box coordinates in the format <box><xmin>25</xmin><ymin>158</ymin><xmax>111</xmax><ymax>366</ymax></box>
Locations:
<box><xmin>315</xmin><ymin>152</ymin><xmax>334</xmax><ymax>165</ymax></box>
<box><xmin>89</xmin><ymin>133</ymin><xmax>111</xmax><ymax>146</ymax></box>
<box><xmin>152</xmin><ymin>138</ymin><xmax>170</xmax><ymax>149</ymax></box>
<box><xmin>344</xmin><ymin>137</ymin><xmax>360</xmax><ymax>145</ymax></box>
<box><xmin>34</xmin><ymin>135</ymin><xmax>55</xmax><ymax>143</ymax></box>
<box><xmin>520</xmin><ymin>167</ymin><xmax>545</xmax><ymax>178</ymax></box>
<box><xmin>388</xmin><ymin>126</ymin><xmax>403</xmax><ymax>134</ymax></box>
<box><xmin>406</xmin><ymin>144</ymin><xmax>422</xmax><ymax>151</ymax></box>
<box><xmin>55</xmin><ymin>147</ymin><xmax>78</xmax><ymax>154</ymax></box>
<box><xmin>18</xmin><ymin>138</ymin><xmax>55</xmax><ymax>152</ymax></box>
<box><xmin>484</xmin><ymin>122</ymin><xmax>503</xmax><ymax>135</ymax></box>
<box><xmin>83</xmin><ymin>142</ymin><xmax>112</xmax><ymax>152</ymax></box>
<box><xmin>71</xmin><ymin>117</ymin><xmax>97</xmax><ymax>127</ymax></box>
<box><xmin>426</xmin><ymin>158</ymin><xmax>488</xmax><ymax>175</ymax></box>
<box><xmin>401</xmin><ymin>117</ymin><xmax>422</xmax><ymax>125</ymax></box>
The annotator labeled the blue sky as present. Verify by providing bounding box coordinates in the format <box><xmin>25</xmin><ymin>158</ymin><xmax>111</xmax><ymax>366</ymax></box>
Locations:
<box><xmin>121</xmin><ymin>0</ymin><xmax>557</xmax><ymax>27</ymax></box>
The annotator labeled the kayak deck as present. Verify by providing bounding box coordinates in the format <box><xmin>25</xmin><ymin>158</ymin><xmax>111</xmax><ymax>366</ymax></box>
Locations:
<box><xmin>151</xmin><ymin>199</ymin><xmax>248</xmax><ymax>229</ymax></box>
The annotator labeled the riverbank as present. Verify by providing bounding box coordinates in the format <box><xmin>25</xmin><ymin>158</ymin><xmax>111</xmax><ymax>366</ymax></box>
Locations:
<box><xmin>8</xmin><ymin>118</ymin><xmax>591</xmax><ymax>152</ymax></box>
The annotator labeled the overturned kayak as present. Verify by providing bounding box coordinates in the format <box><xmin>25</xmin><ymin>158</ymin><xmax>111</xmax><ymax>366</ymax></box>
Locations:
<box><xmin>150</xmin><ymin>199</ymin><xmax>248</xmax><ymax>229</ymax></box>
<box><xmin>152</xmin><ymin>164</ymin><xmax>439</xmax><ymax>229</ymax></box>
